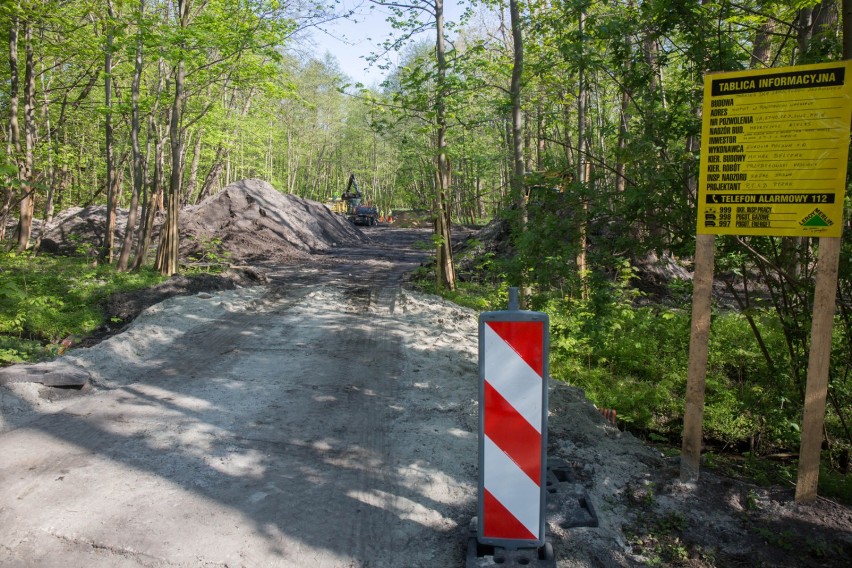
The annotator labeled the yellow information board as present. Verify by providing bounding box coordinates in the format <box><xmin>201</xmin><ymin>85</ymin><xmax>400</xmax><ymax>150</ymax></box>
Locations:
<box><xmin>697</xmin><ymin>61</ymin><xmax>852</xmax><ymax>237</ymax></box>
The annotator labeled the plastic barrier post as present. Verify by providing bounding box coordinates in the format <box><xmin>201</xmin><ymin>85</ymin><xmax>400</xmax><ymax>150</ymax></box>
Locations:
<box><xmin>478</xmin><ymin>288</ymin><xmax>549</xmax><ymax>549</ymax></box>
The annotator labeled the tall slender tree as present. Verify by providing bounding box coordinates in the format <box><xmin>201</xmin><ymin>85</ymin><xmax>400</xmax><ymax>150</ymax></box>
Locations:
<box><xmin>369</xmin><ymin>0</ymin><xmax>457</xmax><ymax>289</ymax></box>
<box><xmin>2</xmin><ymin>1</ymin><xmax>22</xmax><ymax>241</ymax></box>
<box><xmin>17</xmin><ymin>12</ymin><xmax>35</xmax><ymax>251</ymax></box>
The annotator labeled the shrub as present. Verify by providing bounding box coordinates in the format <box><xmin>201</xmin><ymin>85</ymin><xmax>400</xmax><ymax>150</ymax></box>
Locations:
<box><xmin>0</xmin><ymin>250</ymin><xmax>163</xmax><ymax>365</ymax></box>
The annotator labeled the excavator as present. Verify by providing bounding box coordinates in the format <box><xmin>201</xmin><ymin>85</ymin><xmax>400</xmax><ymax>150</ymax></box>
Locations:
<box><xmin>329</xmin><ymin>173</ymin><xmax>379</xmax><ymax>226</ymax></box>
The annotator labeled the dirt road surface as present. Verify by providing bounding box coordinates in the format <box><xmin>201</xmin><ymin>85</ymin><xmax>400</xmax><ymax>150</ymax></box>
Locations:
<box><xmin>0</xmin><ymin>228</ymin><xmax>483</xmax><ymax>567</ymax></box>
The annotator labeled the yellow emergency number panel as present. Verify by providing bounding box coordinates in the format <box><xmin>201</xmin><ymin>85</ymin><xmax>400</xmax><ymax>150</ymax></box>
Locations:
<box><xmin>697</xmin><ymin>61</ymin><xmax>852</xmax><ymax>237</ymax></box>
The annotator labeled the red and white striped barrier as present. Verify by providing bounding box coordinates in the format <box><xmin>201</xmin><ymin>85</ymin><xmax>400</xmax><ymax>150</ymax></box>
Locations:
<box><xmin>478</xmin><ymin>309</ymin><xmax>548</xmax><ymax>548</ymax></box>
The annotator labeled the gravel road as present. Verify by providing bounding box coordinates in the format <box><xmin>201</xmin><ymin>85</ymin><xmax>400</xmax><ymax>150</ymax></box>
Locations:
<box><xmin>0</xmin><ymin>228</ymin><xmax>483</xmax><ymax>567</ymax></box>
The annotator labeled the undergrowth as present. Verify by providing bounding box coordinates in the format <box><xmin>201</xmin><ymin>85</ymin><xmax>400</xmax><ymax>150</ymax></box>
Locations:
<box><xmin>0</xmin><ymin>250</ymin><xmax>164</xmax><ymax>365</ymax></box>
<box><xmin>413</xmin><ymin>257</ymin><xmax>852</xmax><ymax>504</ymax></box>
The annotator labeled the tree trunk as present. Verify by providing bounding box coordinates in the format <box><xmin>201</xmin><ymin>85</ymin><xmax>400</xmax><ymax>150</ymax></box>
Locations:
<box><xmin>132</xmin><ymin>56</ymin><xmax>166</xmax><ymax>269</ymax></box>
<box><xmin>104</xmin><ymin>1</ymin><xmax>118</xmax><ymax>262</ymax></box>
<box><xmin>185</xmin><ymin>128</ymin><xmax>202</xmax><ymax>204</ymax></box>
<box><xmin>616</xmin><ymin>4</ymin><xmax>634</xmax><ymax>197</ymax></box>
<box><xmin>616</xmin><ymin>89</ymin><xmax>630</xmax><ymax>194</ymax></box>
<box><xmin>118</xmin><ymin>0</ymin><xmax>146</xmax><ymax>271</ymax></box>
<box><xmin>799</xmin><ymin>1</ymin><xmax>839</xmax><ymax>61</ymax></box>
<box><xmin>844</xmin><ymin>0</ymin><xmax>852</xmax><ymax>62</ymax></box>
<box><xmin>134</xmin><ymin>115</ymin><xmax>165</xmax><ymax>269</ymax></box>
<box><xmin>31</xmin><ymin>57</ymin><xmax>56</xmax><ymax>253</ymax></box>
<box><xmin>814</xmin><ymin>1</ymin><xmax>840</xmax><ymax>38</ymax></box>
<box><xmin>2</xmin><ymin>5</ymin><xmax>21</xmax><ymax>241</ymax></box>
<box><xmin>750</xmin><ymin>10</ymin><xmax>775</xmax><ymax>67</ymax></box>
<box><xmin>577</xmin><ymin>7</ymin><xmax>589</xmax><ymax>299</ymax></box>
<box><xmin>40</xmin><ymin>62</ymin><xmax>55</xmax><ymax>225</ymax></box>
<box><xmin>509</xmin><ymin>0</ymin><xmax>529</xmax><ymax>305</ymax></box>
<box><xmin>155</xmin><ymin>56</ymin><xmax>185</xmax><ymax>276</ymax></box>
<box><xmin>17</xmin><ymin>17</ymin><xmax>36</xmax><ymax>251</ymax></box>
<box><xmin>434</xmin><ymin>0</ymin><xmax>455</xmax><ymax>291</ymax></box>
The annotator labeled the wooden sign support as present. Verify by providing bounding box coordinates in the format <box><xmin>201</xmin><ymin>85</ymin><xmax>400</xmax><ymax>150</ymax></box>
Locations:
<box><xmin>680</xmin><ymin>233</ymin><xmax>715</xmax><ymax>483</ymax></box>
<box><xmin>681</xmin><ymin>234</ymin><xmax>843</xmax><ymax>498</ymax></box>
<box><xmin>795</xmin><ymin>237</ymin><xmax>842</xmax><ymax>503</ymax></box>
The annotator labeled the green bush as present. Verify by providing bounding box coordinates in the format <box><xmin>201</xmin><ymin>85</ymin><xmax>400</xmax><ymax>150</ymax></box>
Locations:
<box><xmin>0</xmin><ymin>250</ymin><xmax>164</xmax><ymax>365</ymax></box>
<box><xmin>545</xmin><ymin>276</ymin><xmax>692</xmax><ymax>435</ymax></box>
<box><xmin>435</xmin><ymin>257</ymin><xmax>848</xmax><ymax>460</ymax></box>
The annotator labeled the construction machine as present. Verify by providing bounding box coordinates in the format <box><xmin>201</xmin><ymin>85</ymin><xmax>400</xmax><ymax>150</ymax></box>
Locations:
<box><xmin>328</xmin><ymin>174</ymin><xmax>379</xmax><ymax>226</ymax></box>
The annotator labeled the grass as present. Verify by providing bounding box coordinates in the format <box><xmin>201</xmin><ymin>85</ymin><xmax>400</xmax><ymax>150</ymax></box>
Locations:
<box><xmin>0</xmin><ymin>249</ymin><xmax>164</xmax><ymax>365</ymax></box>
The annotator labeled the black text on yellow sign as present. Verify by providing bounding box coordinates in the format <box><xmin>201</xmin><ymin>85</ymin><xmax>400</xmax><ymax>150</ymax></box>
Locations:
<box><xmin>697</xmin><ymin>61</ymin><xmax>852</xmax><ymax>237</ymax></box>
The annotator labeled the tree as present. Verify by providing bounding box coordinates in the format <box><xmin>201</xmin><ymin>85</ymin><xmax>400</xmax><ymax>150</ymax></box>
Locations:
<box><xmin>2</xmin><ymin>1</ymin><xmax>22</xmax><ymax>242</ymax></box>
<box><xmin>508</xmin><ymin>0</ymin><xmax>528</xmax><ymax>302</ymax></box>
<box><xmin>17</xmin><ymin>7</ymin><xmax>36</xmax><ymax>251</ymax></box>
<box><xmin>104</xmin><ymin>0</ymin><xmax>119</xmax><ymax>263</ymax></box>
<box><xmin>369</xmin><ymin>0</ymin><xmax>457</xmax><ymax>290</ymax></box>
<box><xmin>117</xmin><ymin>0</ymin><xmax>148</xmax><ymax>271</ymax></box>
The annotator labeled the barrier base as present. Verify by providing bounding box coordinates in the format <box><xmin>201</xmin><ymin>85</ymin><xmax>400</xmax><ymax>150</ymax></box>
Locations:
<box><xmin>465</xmin><ymin>518</ymin><xmax>555</xmax><ymax>568</ymax></box>
<box><xmin>546</xmin><ymin>458</ymin><xmax>599</xmax><ymax>529</ymax></box>
<box><xmin>467</xmin><ymin>459</ymin><xmax>602</xmax><ymax>566</ymax></box>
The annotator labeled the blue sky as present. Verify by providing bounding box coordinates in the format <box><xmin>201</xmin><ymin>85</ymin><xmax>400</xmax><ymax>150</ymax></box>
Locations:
<box><xmin>308</xmin><ymin>1</ymin><xmax>468</xmax><ymax>87</ymax></box>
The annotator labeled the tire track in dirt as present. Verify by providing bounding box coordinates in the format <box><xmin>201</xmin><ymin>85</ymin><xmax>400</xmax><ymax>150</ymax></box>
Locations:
<box><xmin>335</xmin><ymin>286</ymin><xmax>403</xmax><ymax>563</ymax></box>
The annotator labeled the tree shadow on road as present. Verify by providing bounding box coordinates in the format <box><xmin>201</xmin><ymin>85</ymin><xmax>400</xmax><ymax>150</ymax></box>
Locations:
<box><xmin>0</xmin><ymin>284</ymin><xmax>477</xmax><ymax>567</ymax></box>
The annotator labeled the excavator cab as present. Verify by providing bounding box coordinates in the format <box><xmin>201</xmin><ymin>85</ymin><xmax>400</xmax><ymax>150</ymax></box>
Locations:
<box><xmin>341</xmin><ymin>173</ymin><xmax>362</xmax><ymax>209</ymax></box>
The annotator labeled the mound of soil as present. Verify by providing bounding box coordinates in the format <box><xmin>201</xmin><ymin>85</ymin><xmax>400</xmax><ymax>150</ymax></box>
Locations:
<box><xmin>455</xmin><ymin>218</ymin><xmax>512</xmax><ymax>281</ymax></box>
<box><xmin>180</xmin><ymin>179</ymin><xmax>367</xmax><ymax>263</ymax></box>
<box><xmin>27</xmin><ymin>179</ymin><xmax>365</xmax><ymax>266</ymax></box>
<box><xmin>37</xmin><ymin>206</ymin><xmax>146</xmax><ymax>256</ymax></box>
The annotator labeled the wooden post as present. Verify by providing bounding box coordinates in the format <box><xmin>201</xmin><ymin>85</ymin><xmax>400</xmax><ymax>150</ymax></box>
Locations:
<box><xmin>795</xmin><ymin>236</ymin><xmax>841</xmax><ymax>503</ymax></box>
<box><xmin>680</xmin><ymin>233</ymin><xmax>715</xmax><ymax>483</ymax></box>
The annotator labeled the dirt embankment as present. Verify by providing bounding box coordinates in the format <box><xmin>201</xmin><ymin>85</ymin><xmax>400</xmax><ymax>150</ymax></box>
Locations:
<box><xmin>180</xmin><ymin>179</ymin><xmax>368</xmax><ymax>264</ymax></box>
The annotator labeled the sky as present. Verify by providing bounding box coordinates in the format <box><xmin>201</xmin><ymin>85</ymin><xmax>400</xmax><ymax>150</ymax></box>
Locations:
<box><xmin>308</xmin><ymin>0</ymin><xmax>469</xmax><ymax>88</ymax></box>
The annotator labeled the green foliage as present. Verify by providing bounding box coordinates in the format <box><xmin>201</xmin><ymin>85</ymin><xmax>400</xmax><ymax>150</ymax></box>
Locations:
<box><xmin>703</xmin><ymin>450</ymin><xmax>796</xmax><ymax>488</ymax></box>
<box><xmin>500</xmin><ymin>190</ymin><xmax>584</xmax><ymax>298</ymax></box>
<box><xmin>439</xmin><ymin>282</ymin><xmax>509</xmax><ymax>313</ymax></box>
<box><xmin>546</xmin><ymin>270</ymin><xmax>691</xmax><ymax>435</ymax></box>
<box><xmin>0</xmin><ymin>336</ymin><xmax>49</xmax><ymax>366</ymax></box>
<box><xmin>184</xmin><ymin>236</ymin><xmax>232</xmax><ymax>274</ymax></box>
<box><xmin>624</xmin><ymin>505</ymin><xmax>692</xmax><ymax>566</ymax></box>
<box><xmin>0</xmin><ymin>251</ymin><xmax>164</xmax><ymax>365</ymax></box>
<box><xmin>817</xmin><ymin>460</ymin><xmax>852</xmax><ymax>505</ymax></box>
<box><xmin>439</xmin><ymin>241</ymin><xmax>852</xmax><ymax>499</ymax></box>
